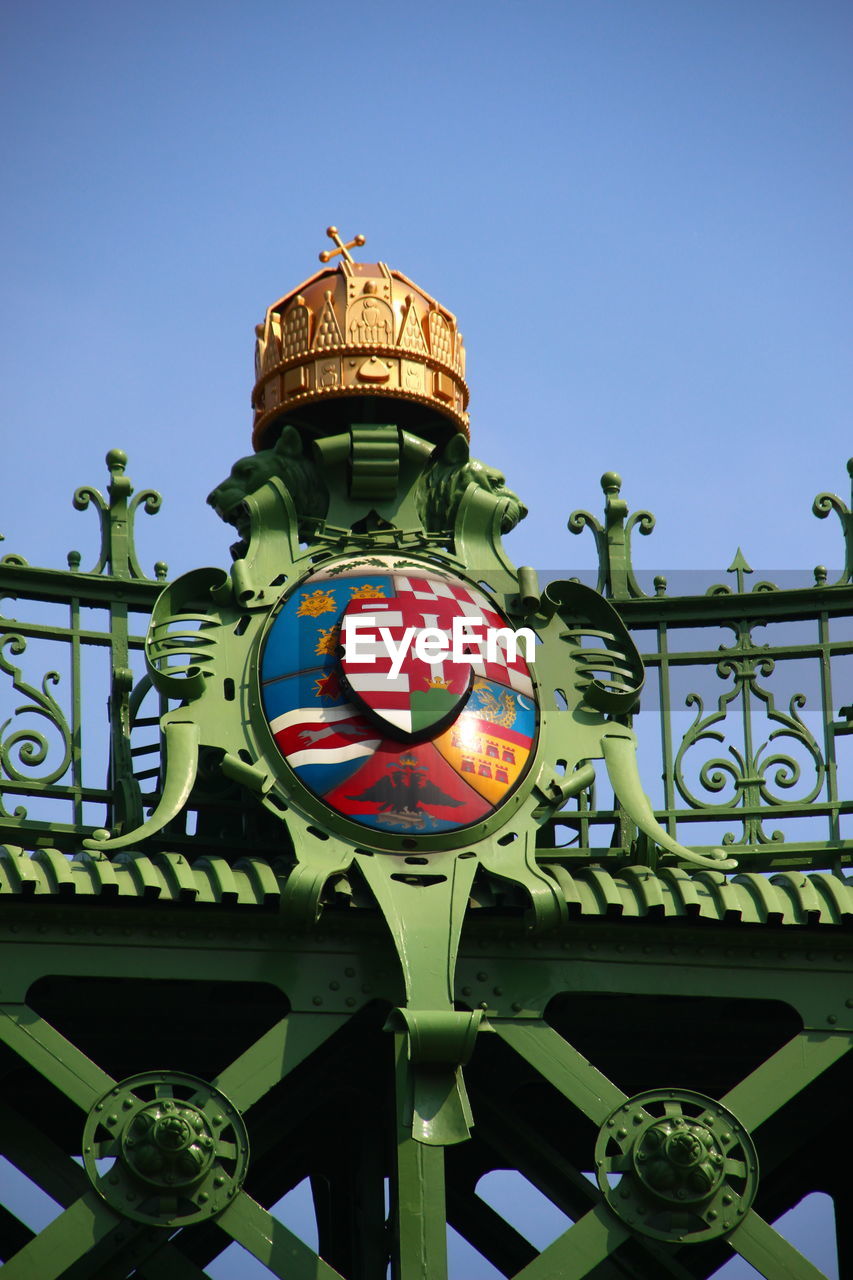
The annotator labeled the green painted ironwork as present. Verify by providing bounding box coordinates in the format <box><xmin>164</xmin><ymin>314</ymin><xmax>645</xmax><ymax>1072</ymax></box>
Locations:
<box><xmin>0</xmin><ymin>451</ymin><xmax>166</xmax><ymax>848</ymax></box>
<box><xmin>82</xmin><ymin>1071</ymin><xmax>250</xmax><ymax>1226</ymax></box>
<box><xmin>0</xmin><ymin>443</ymin><xmax>851</xmax><ymax>1280</ymax></box>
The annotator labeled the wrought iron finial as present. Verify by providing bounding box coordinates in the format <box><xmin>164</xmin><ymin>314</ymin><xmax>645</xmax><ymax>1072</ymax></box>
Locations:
<box><xmin>727</xmin><ymin>548</ymin><xmax>753</xmax><ymax>595</ymax></box>
<box><xmin>72</xmin><ymin>449</ymin><xmax>164</xmax><ymax>580</ymax></box>
<box><xmin>319</xmin><ymin>225</ymin><xmax>366</xmax><ymax>264</ymax></box>
<box><xmin>568</xmin><ymin>471</ymin><xmax>655</xmax><ymax>599</ymax></box>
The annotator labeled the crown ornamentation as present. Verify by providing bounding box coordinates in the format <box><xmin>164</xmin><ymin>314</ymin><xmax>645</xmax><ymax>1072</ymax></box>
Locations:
<box><xmin>251</xmin><ymin>228</ymin><xmax>469</xmax><ymax>449</ymax></box>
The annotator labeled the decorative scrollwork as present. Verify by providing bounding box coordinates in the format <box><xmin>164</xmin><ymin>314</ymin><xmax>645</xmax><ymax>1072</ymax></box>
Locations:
<box><xmin>0</xmin><ymin>633</ymin><xmax>72</xmax><ymax>816</ymax></box>
<box><xmin>812</xmin><ymin>457</ymin><xmax>853</xmax><ymax>585</ymax></box>
<box><xmin>674</xmin><ymin>636</ymin><xmax>825</xmax><ymax>845</ymax></box>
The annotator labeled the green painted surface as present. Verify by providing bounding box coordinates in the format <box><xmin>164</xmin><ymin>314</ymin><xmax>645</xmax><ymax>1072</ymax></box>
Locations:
<box><xmin>1</xmin><ymin>443</ymin><xmax>851</xmax><ymax>1277</ymax></box>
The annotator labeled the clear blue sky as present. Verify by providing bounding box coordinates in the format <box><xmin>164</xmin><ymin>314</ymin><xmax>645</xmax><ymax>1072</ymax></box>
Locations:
<box><xmin>1</xmin><ymin>2</ymin><xmax>848</xmax><ymax>1275</ymax></box>
<box><xmin>2</xmin><ymin>0</ymin><xmax>851</xmax><ymax>585</ymax></box>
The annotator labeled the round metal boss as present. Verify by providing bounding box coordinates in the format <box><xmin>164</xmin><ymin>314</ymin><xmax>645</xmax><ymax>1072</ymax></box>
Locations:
<box><xmin>594</xmin><ymin>1089</ymin><xmax>758</xmax><ymax>1243</ymax></box>
<box><xmin>82</xmin><ymin>1071</ymin><xmax>249</xmax><ymax>1226</ymax></box>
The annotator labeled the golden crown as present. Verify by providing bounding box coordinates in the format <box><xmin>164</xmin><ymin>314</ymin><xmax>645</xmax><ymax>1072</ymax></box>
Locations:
<box><xmin>251</xmin><ymin>228</ymin><xmax>469</xmax><ymax>449</ymax></box>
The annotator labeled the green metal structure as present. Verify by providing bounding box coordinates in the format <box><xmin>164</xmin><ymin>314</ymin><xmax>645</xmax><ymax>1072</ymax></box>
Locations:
<box><xmin>1</xmin><ymin>248</ymin><xmax>852</xmax><ymax>1278</ymax></box>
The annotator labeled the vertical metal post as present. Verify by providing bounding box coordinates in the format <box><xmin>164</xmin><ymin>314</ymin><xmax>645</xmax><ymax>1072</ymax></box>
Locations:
<box><xmin>390</xmin><ymin>1034</ymin><xmax>448</xmax><ymax>1280</ymax></box>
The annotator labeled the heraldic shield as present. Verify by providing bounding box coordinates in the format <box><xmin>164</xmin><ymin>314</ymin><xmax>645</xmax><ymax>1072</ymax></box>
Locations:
<box><xmin>259</xmin><ymin>556</ymin><xmax>538</xmax><ymax>836</ymax></box>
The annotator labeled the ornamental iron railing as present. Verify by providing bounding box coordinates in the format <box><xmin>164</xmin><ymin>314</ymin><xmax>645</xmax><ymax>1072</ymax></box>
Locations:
<box><xmin>1</xmin><ymin>452</ymin><xmax>851</xmax><ymax>873</ymax></box>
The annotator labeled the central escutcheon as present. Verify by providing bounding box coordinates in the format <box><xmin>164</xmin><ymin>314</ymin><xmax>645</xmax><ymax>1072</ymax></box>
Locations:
<box><xmin>260</xmin><ymin>556</ymin><xmax>538</xmax><ymax>836</ymax></box>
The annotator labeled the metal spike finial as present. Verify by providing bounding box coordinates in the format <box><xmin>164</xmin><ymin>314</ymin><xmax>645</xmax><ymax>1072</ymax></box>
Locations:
<box><xmin>319</xmin><ymin>225</ymin><xmax>366</xmax><ymax>264</ymax></box>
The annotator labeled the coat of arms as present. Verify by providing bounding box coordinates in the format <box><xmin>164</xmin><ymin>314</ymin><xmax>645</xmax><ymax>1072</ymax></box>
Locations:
<box><xmin>259</xmin><ymin>558</ymin><xmax>536</xmax><ymax>834</ymax></box>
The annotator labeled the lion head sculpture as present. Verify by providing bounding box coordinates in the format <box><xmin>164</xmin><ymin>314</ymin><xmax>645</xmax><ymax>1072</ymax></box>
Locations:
<box><xmin>416</xmin><ymin>434</ymin><xmax>527</xmax><ymax>535</ymax></box>
<box><xmin>207</xmin><ymin>425</ymin><xmax>329</xmax><ymax>537</ymax></box>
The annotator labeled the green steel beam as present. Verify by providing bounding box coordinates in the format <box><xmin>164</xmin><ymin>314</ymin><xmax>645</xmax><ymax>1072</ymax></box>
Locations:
<box><xmin>512</xmin><ymin>1203</ymin><xmax>630</xmax><ymax>1280</ymax></box>
<box><xmin>392</xmin><ymin>1138</ymin><xmax>447</xmax><ymax>1280</ymax></box>
<box><xmin>0</xmin><ymin>1205</ymin><xmax>34</xmax><ymax>1264</ymax></box>
<box><xmin>721</xmin><ymin>1031</ymin><xmax>852</xmax><ymax>1131</ymax></box>
<box><xmin>0</xmin><ymin>1098</ymin><xmax>90</xmax><ymax>1207</ymax></box>
<box><xmin>0</xmin><ymin>1005</ymin><xmax>114</xmax><ymax>1110</ymax></box>
<box><xmin>212</xmin><ymin>1013</ymin><xmax>349</xmax><ymax>1113</ymax></box>
<box><xmin>468</xmin><ymin>1088</ymin><xmax>698</xmax><ymax>1280</ymax></box>
<box><xmin>445</xmin><ymin>1187</ymin><xmax>537</xmax><ymax>1276</ymax></box>
<box><xmin>727</xmin><ymin>1208</ymin><xmax>829</xmax><ymax>1279</ymax></box>
<box><xmin>217</xmin><ymin>1190</ymin><xmax>345</xmax><ymax>1280</ymax></box>
<box><xmin>391</xmin><ymin>1035</ymin><xmax>448</xmax><ymax>1280</ymax></box>
<box><xmin>491</xmin><ymin>1021</ymin><xmax>626</xmax><ymax>1124</ymax></box>
<box><xmin>0</xmin><ymin>1193</ymin><xmax>123</xmax><ymax>1280</ymax></box>
<box><xmin>108</xmin><ymin>1243</ymin><xmax>213</xmax><ymax>1280</ymax></box>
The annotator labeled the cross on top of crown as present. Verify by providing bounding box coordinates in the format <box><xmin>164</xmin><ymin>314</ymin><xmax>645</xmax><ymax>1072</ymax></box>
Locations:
<box><xmin>319</xmin><ymin>226</ymin><xmax>367</xmax><ymax>264</ymax></box>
